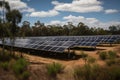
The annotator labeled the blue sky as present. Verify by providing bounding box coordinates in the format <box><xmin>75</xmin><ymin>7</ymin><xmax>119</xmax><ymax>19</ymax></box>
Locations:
<box><xmin>1</xmin><ymin>0</ymin><xmax>120</xmax><ymax>28</ymax></box>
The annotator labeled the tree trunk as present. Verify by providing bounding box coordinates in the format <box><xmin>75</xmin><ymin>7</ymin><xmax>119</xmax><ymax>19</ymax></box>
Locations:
<box><xmin>1</xmin><ymin>38</ymin><xmax>5</xmax><ymax>55</ymax></box>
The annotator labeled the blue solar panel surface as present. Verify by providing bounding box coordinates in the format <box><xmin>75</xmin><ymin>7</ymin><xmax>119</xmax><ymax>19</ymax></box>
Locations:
<box><xmin>0</xmin><ymin>35</ymin><xmax>120</xmax><ymax>53</ymax></box>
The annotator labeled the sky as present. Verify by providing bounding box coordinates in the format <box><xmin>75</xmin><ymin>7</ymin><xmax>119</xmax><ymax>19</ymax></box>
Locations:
<box><xmin>1</xmin><ymin>0</ymin><xmax>120</xmax><ymax>29</ymax></box>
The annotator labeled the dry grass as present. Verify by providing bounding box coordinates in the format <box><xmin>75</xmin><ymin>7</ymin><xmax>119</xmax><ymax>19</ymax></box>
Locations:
<box><xmin>0</xmin><ymin>44</ymin><xmax>120</xmax><ymax>80</ymax></box>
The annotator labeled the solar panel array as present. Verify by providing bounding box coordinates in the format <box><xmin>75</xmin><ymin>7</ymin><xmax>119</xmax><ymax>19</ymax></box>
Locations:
<box><xmin>0</xmin><ymin>35</ymin><xmax>120</xmax><ymax>53</ymax></box>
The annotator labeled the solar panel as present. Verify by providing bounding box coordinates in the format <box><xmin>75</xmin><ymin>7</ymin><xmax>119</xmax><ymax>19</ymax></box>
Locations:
<box><xmin>43</xmin><ymin>46</ymin><xmax>52</xmax><ymax>50</ymax></box>
<box><xmin>49</xmin><ymin>47</ymin><xmax>59</xmax><ymax>51</ymax></box>
<box><xmin>56</xmin><ymin>47</ymin><xmax>65</xmax><ymax>52</ymax></box>
<box><xmin>56</xmin><ymin>42</ymin><xmax>65</xmax><ymax>46</ymax></box>
<box><xmin>90</xmin><ymin>42</ymin><xmax>99</xmax><ymax>46</ymax></box>
<box><xmin>0</xmin><ymin>35</ymin><xmax>119</xmax><ymax>53</ymax></box>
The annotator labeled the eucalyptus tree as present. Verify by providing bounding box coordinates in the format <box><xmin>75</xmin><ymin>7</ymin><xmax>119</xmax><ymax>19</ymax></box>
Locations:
<box><xmin>0</xmin><ymin>0</ymin><xmax>10</xmax><ymax>22</ymax></box>
<box><xmin>20</xmin><ymin>21</ymin><xmax>32</xmax><ymax>37</ymax></box>
<box><xmin>0</xmin><ymin>0</ymin><xmax>10</xmax><ymax>54</ymax></box>
<box><xmin>6</xmin><ymin>9</ymin><xmax>22</xmax><ymax>55</ymax></box>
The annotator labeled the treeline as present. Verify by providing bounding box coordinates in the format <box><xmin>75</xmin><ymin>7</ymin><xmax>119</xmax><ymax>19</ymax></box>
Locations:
<box><xmin>0</xmin><ymin>1</ymin><xmax>120</xmax><ymax>38</ymax></box>
<box><xmin>18</xmin><ymin>21</ymin><xmax>120</xmax><ymax>37</ymax></box>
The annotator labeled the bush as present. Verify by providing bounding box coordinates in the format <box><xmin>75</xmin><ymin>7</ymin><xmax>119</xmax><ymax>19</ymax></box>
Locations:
<box><xmin>107</xmin><ymin>66</ymin><xmax>120</xmax><ymax>80</ymax></box>
<box><xmin>106</xmin><ymin>59</ymin><xmax>116</xmax><ymax>66</ymax></box>
<box><xmin>21</xmin><ymin>71</ymin><xmax>30</xmax><ymax>80</ymax></box>
<box><xmin>81</xmin><ymin>51</ymin><xmax>88</xmax><ymax>58</ymax></box>
<box><xmin>87</xmin><ymin>57</ymin><xmax>96</xmax><ymax>64</ymax></box>
<box><xmin>74</xmin><ymin>64</ymin><xmax>120</xmax><ymax>80</ymax></box>
<box><xmin>0</xmin><ymin>50</ymin><xmax>11</xmax><ymax>62</ymax></box>
<box><xmin>108</xmin><ymin>51</ymin><xmax>117</xmax><ymax>59</ymax></box>
<box><xmin>81</xmin><ymin>51</ymin><xmax>88</xmax><ymax>63</ymax></box>
<box><xmin>12</xmin><ymin>58</ymin><xmax>28</xmax><ymax>75</ymax></box>
<box><xmin>46</xmin><ymin>62</ymin><xmax>64</xmax><ymax>77</ymax></box>
<box><xmin>74</xmin><ymin>64</ymin><xmax>92</xmax><ymax>80</ymax></box>
<box><xmin>74</xmin><ymin>66</ymin><xmax>85</xmax><ymax>80</ymax></box>
<box><xmin>99</xmin><ymin>51</ymin><xmax>107</xmax><ymax>60</ymax></box>
<box><xmin>0</xmin><ymin>62</ymin><xmax>9</xmax><ymax>71</ymax></box>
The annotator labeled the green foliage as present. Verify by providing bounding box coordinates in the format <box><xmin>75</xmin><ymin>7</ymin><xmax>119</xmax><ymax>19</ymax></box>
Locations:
<box><xmin>0</xmin><ymin>50</ymin><xmax>11</xmax><ymax>62</ymax></box>
<box><xmin>12</xmin><ymin>58</ymin><xmax>30</xmax><ymax>80</ymax></box>
<box><xmin>87</xmin><ymin>57</ymin><xmax>96</xmax><ymax>64</ymax></box>
<box><xmin>12</xmin><ymin>58</ymin><xmax>28</xmax><ymax>75</ymax></box>
<box><xmin>108</xmin><ymin>51</ymin><xmax>117</xmax><ymax>59</ymax></box>
<box><xmin>81</xmin><ymin>51</ymin><xmax>88</xmax><ymax>58</ymax></box>
<box><xmin>99</xmin><ymin>51</ymin><xmax>107</xmax><ymax>60</ymax></box>
<box><xmin>109</xmin><ymin>66</ymin><xmax>120</xmax><ymax>80</ymax></box>
<box><xmin>0</xmin><ymin>1</ymin><xmax>10</xmax><ymax>11</ymax></box>
<box><xmin>0</xmin><ymin>62</ymin><xmax>9</xmax><ymax>70</ymax></box>
<box><xmin>0</xmin><ymin>50</ymin><xmax>19</xmax><ymax>62</ymax></box>
<box><xmin>106</xmin><ymin>59</ymin><xmax>116</xmax><ymax>66</ymax></box>
<box><xmin>21</xmin><ymin>71</ymin><xmax>30</xmax><ymax>80</ymax></box>
<box><xmin>16</xmin><ymin>20</ymin><xmax>120</xmax><ymax>36</ymax></box>
<box><xmin>74</xmin><ymin>64</ymin><xmax>120</xmax><ymax>80</ymax></box>
<box><xmin>46</xmin><ymin>62</ymin><xmax>64</xmax><ymax>77</ymax></box>
<box><xmin>105</xmin><ymin>66</ymin><xmax>120</xmax><ymax>80</ymax></box>
<box><xmin>74</xmin><ymin>64</ymin><xmax>100</xmax><ymax>80</ymax></box>
<box><xmin>74</xmin><ymin>66</ymin><xmax>85</xmax><ymax>80</ymax></box>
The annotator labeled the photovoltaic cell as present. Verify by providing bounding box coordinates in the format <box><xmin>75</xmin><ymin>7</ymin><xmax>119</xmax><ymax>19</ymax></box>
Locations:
<box><xmin>0</xmin><ymin>35</ymin><xmax>120</xmax><ymax>53</ymax></box>
<box><xmin>43</xmin><ymin>46</ymin><xmax>52</xmax><ymax>50</ymax></box>
<box><xmin>49</xmin><ymin>47</ymin><xmax>59</xmax><ymax>51</ymax></box>
<box><xmin>56</xmin><ymin>47</ymin><xmax>65</xmax><ymax>52</ymax></box>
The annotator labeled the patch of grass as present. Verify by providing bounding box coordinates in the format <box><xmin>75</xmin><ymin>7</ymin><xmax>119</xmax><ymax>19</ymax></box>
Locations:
<box><xmin>0</xmin><ymin>62</ymin><xmax>9</xmax><ymax>71</ymax></box>
<box><xmin>12</xmin><ymin>58</ymin><xmax>28</xmax><ymax>75</ymax></box>
<box><xmin>87</xmin><ymin>57</ymin><xmax>96</xmax><ymax>64</ymax></box>
<box><xmin>99</xmin><ymin>51</ymin><xmax>107</xmax><ymax>60</ymax></box>
<box><xmin>74</xmin><ymin>64</ymin><xmax>120</xmax><ymax>80</ymax></box>
<box><xmin>12</xmin><ymin>58</ymin><xmax>30</xmax><ymax>80</ymax></box>
<box><xmin>74</xmin><ymin>64</ymin><xmax>95</xmax><ymax>80</ymax></box>
<box><xmin>21</xmin><ymin>71</ymin><xmax>30</xmax><ymax>80</ymax></box>
<box><xmin>106</xmin><ymin>65</ymin><xmax>120</xmax><ymax>80</ymax></box>
<box><xmin>80</xmin><ymin>51</ymin><xmax>88</xmax><ymax>63</ymax></box>
<box><xmin>46</xmin><ymin>62</ymin><xmax>64</xmax><ymax>77</ymax></box>
<box><xmin>0</xmin><ymin>50</ymin><xmax>11</xmax><ymax>62</ymax></box>
<box><xmin>106</xmin><ymin>59</ymin><xmax>116</xmax><ymax>66</ymax></box>
<box><xmin>81</xmin><ymin>51</ymin><xmax>88</xmax><ymax>58</ymax></box>
<box><xmin>108</xmin><ymin>51</ymin><xmax>117</xmax><ymax>59</ymax></box>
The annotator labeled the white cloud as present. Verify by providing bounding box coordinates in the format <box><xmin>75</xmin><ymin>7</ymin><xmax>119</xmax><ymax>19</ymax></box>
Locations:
<box><xmin>21</xmin><ymin>8</ymin><xmax>35</xmax><ymax>12</ymax></box>
<box><xmin>52</xmin><ymin>0</ymin><xmax>103</xmax><ymax>13</ymax></box>
<box><xmin>47</xmin><ymin>15</ymin><xmax>120</xmax><ymax>29</ymax></box>
<box><xmin>28</xmin><ymin>10</ymin><xmax>59</xmax><ymax>17</ymax></box>
<box><xmin>0</xmin><ymin>0</ymin><xmax>35</xmax><ymax>12</ymax></box>
<box><xmin>63</xmin><ymin>15</ymin><xmax>100</xmax><ymax>27</ymax></box>
<box><xmin>46</xmin><ymin>20</ymin><xmax>66</xmax><ymax>26</ymax></box>
<box><xmin>105</xmin><ymin>9</ymin><xmax>119</xmax><ymax>14</ymax></box>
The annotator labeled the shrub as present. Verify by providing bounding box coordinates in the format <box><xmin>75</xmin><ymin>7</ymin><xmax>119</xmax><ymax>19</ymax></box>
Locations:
<box><xmin>12</xmin><ymin>58</ymin><xmax>28</xmax><ymax>75</ymax></box>
<box><xmin>74</xmin><ymin>64</ymin><xmax>120</xmax><ymax>80</ymax></box>
<box><xmin>81</xmin><ymin>51</ymin><xmax>88</xmax><ymax>63</ymax></box>
<box><xmin>0</xmin><ymin>50</ymin><xmax>11</xmax><ymax>62</ymax></box>
<box><xmin>21</xmin><ymin>71</ymin><xmax>30</xmax><ymax>80</ymax></box>
<box><xmin>0</xmin><ymin>62</ymin><xmax>9</xmax><ymax>71</ymax></box>
<box><xmin>106</xmin><ymin>59</ymin><xmax>116</xmax><ymax>66</ymax></box>
<box><xmin>9</xmin><ymin>59</ymin><xmax>16</xmax><ymax>68</ymax></box>
<box><xmin>107</xmin><ymin>66</ymin><xmax>120</xmax><ymax>80</ymax></box>
<box><xmin>108</xmin><ymin>51</ymin><xmax>117</xmax><ymax>59</ymax></box>
<box><xmin>74</xmin><ymin>64</ymin><xmax>92</xmax><ymax>80</ymax></box>
<box><xmin>74</xmin><ymin>66</ymin><xmax>85</xmax><ymax>80</ymax></box>
<box><xmin>87</xmin><ymin>57</ymin><xmax>96</xmax><ymax>64</ymax></box>
<box><xmin>99</xmin><ymin>51</ymin><xmax>107</xmax><ymax>60</ymax></box>
<box><xmin>46</xmin><ymin>62</ymin><xmax>64</xmax><ymax>77</ymax></box>
<box><xmin>81</xmin><ymin>51</ymin><xmax>88</xmax><ymax>58</ymax></box>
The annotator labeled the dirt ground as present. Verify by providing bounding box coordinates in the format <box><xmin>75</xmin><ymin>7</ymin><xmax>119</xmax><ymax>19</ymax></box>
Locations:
<box><xmin>21</xmin><ymin>44</ymin><xmax>119</xmax><ymax>80</ymax></box>
<box><xmin>1</xmin><ymin>44</ymin><xmax>120</xmax><ymax>80</ymax></box>
<box><xmin>23</xmin><ymin>44</ymin><xmax>120</xmax><ymax>67</ymax></box>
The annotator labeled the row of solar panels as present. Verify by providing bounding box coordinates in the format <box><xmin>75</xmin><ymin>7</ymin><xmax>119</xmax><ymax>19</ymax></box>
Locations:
<box><xmin>0</xmin><ymin>35</ymin><xmax>120</xmax><ymax>53</ymax></box>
